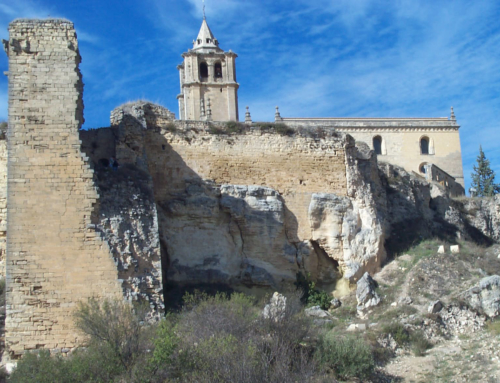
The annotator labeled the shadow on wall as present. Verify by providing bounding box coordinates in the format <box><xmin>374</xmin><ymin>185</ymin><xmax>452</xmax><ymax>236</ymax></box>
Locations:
<box><xmin>379</xmin><ymin>164</ymin><xmax>494</xmax><ymax>258</ymax></box>
<box><xmin>80</xmin><ymin>112</ymin><xmax>337</xmax><ymax>310</ymax></box>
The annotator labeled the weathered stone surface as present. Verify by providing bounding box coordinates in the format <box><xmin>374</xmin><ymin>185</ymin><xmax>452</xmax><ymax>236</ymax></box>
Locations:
<box><xmin>5</xmin><ymin>19</ymin><xmax>123</xmax><ymax>358</ymax></box>
<box><xmin>463</xmin><ymin>275</ymin><xmax>500</xmax><ymax>318</ymax></box>
<box><xmin>356</xmin><ymin>272</ymin><xmax>381</xmax><ymax>310</ymax></box>
<box><xmin>262</xmin><ymin>292</ymin><xmax>287</xmax><ymax>322</ymax></box>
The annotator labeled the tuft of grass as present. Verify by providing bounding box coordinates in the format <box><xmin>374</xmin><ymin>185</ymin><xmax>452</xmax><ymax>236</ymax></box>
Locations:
<box><xmin>225</xmin><ymin>121</ymin><xmax>245</xmax><ymax>134</ymax></box>
<box><xmin>410</xmin><ymin>330</ymin><xmax>432</xmax><ymax>356</ymax></box>
<box><xmin>165</xmin><ymin>122</ymin><xmax>177</xmax><ymax>133</ymax></box>
<box><xmin>382</xmin><ymin>323</ymin><xmax>409</xmax><ymax>346</ymax></box>
<box><xmin>256</xmin><ymin>122</ymin><xmax>295</xmax><ymax>136</ymax></box>
<box><xmin>315</xmin><ymin>333</ymin><xmax>375</xmax><ymax>380</ymax></box>
<box><xmin>487</xmin><ymin>319</ymin><xmax>500</xmax><ymax>335</ymax></box>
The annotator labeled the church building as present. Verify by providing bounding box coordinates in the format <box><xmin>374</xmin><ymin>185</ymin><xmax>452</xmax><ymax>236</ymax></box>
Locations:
<box><xmin>177</xmin><ymin>18</ymin><xmax>464</xmax><ymax>195</ymax></box>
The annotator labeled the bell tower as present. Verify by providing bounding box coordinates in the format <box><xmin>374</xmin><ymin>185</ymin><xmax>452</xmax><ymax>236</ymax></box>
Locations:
<box><xmin>177</xmin><ymin>17</ymin><xmax>239</xmax><ymax>121</ymax></box>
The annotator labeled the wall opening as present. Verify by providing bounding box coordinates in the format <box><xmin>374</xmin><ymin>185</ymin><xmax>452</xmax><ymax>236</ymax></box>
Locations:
<box><xmin>214</xmin><ymin>62</ymin><xmax>222</xmax><ymax>79</ymax></box>
<box><xmin>199</xmin><ymin>62</ymin><xmax>208</xmax><ymax>80</ymax></box>
<box><xmin>373</xmin><ymin>136</ymin><xmax>382</xmax><ymax>155</ymax></box>
<box><xmin>420</xmin><ymin>136</ymin><xmax>429</xmax><ymax>155</ymax></box>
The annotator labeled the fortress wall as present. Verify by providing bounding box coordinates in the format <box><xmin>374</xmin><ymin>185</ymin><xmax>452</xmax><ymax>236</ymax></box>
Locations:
<box><xmin>348</xmin><ymin>130</ymin><xmax>464</xmax><ymax>188</ymax></box>
<box><xmin>5</xmin><ymin>19</ymin><xmax>122</xmax><ymax>357</ymax></box>
<box><xmin>145</xmin><ymin>127</ymin><xmax>349</xmax><ymax>240</ymax></box>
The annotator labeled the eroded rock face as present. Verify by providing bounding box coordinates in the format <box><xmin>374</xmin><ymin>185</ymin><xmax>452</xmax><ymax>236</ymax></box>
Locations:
<box><xmin>94</xmin><ymin>164</ymin><xmax>164</xmax><ymax>313</ymax></box>
<box><xmin>160</xmin><ymin>183</ymin><xmax>309</xmax><ymax>288</ymax></box>
<box><xmin>464</xmin><ymin>275</ymin><xmax>500</xmax><ymax>318</ymax></box>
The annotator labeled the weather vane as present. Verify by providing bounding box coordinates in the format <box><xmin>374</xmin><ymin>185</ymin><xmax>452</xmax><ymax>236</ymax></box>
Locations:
<box><xmin>203</xmin><ymin>0</ymin><xmax>206</xmax><ymax>19</ymax></box>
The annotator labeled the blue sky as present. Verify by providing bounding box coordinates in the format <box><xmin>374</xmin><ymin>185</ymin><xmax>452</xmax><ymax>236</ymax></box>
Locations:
<box><xmin>1</xmin><ymin>0</ymin><xmax>499</xmax><ymax>191</ymax></box>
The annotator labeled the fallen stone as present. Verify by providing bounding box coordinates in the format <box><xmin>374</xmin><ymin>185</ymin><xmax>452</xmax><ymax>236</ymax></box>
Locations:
<box><xmin>450</xmin><ymin>245</ymin><xmax>460</xmax><ymax>254</ymax></box>
<box><xmin>391</xmin><ymin>302</ymin><xmax>398</xmax><ymax>307</ymax></box>
<box><xmin>330</xmin><ymin>298</ymin><xmax>341</xmax><ymax>309</ymax></box>
<box><xmin>305</xmin><ymin>305</ymin><xmax>332</xmax><ymax>318</ymax></box>
<box><xmin>428</xmin><ymin>300</ymin><xmax>443</xmax><ymax>314</ymax></box>
<box><xmin>356</xmin><ymin>272</ymin><xmax>381</xmax><ymax>311</ymax></box>
<box><xmin>346</xmin><ymin>323</ymin><xmax>368</xmax><ymax>331</ymax></box>
<box><xmin>398</xmin><ymin>296</ymin><xmax>413</xmax><ymax>305</ymax></box>
<box><xmin>438</xmin><ymin>245</ymin><xmax>445</xmax><ymax>254</ymax></box>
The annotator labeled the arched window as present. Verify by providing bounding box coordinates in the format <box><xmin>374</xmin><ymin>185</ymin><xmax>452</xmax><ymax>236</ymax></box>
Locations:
<box><xmin>373</xmin><ymin>136</ymin><xmax>382</xmax><ymax>155</ymax></box>
<box><xmin>419</xmin><ymin>163</ymin><xmax>427</xmax><ymax>174</ymax></box>
<box><xmin>199</xmin><ymin>62</ymin><xmax>208</xmax><ymax>80</ymax></box>
<box><xmin>420</xmin><ymin>137</ymin><xmax>429</xmax><ymax>155</ymax></box>
<box><xmin>214</xmin><ymin>62</ymin><xmax>222</xmax><ymax>78</ymax></box>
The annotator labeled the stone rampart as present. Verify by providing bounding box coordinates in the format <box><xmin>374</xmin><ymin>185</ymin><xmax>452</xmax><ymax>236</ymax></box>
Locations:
<box><xmin>4</xmin><ymin>19</ymin><xmax>124</xmax><ymax>358</ymax></box>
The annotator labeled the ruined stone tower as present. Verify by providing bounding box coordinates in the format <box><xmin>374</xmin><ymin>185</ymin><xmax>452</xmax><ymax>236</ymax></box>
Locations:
<box><xmin>177</xmin><ymin>17</ymin><xmax>239</xmax><ymax>121</ymax></box>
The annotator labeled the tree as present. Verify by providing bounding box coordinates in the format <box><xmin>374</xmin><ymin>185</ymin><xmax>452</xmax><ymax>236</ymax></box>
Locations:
<box><xmin>470</xmin><ymin>146</ymin><xmax>500</xmax><ymax>197</ymax></box>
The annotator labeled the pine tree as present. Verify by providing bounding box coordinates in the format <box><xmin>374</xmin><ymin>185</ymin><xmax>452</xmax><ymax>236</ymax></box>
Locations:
<box><xmin>470</xmin><ymin>146</ymin><xmax>500</xmax><ymax>196</ymax></box>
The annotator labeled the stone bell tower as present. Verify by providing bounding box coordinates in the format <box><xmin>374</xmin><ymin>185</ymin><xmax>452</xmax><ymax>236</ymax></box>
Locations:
<box><xmin>177</xmin><ymin>17</ymin><xmax>239</xmax><ymax>121</ymax></box>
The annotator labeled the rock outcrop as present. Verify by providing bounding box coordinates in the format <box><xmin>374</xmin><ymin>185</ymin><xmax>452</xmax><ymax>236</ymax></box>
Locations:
<box><xmin>356</xmin><ymin>272</ymin><xmax>381</xmax><ymax>311</ymax></box>
<box><xmin>463</xmin><ymin>275</ymin><xmax>500</xmax><ymax>318</ymax></box>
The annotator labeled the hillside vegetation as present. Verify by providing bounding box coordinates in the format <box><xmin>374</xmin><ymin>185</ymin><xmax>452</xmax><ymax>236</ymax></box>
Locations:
<box><xmin>5</xmin><ymin>239</ymin><xmax>500</xmax><ymax>382</ymax></box>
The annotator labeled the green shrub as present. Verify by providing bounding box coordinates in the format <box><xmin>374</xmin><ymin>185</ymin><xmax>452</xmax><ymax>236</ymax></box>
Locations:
<box><xmin>274</xmin><ymin>123</ymin><xmax>294</xmax><ymax>136</ymax></box>
<box><xmin>208</xmin><ymin>124</ymin><xmax>224</xmax><ymax>135</ymax></box>
<box><xmin>255</xmin><ymin>122</ymin><xmax>294</xmax><ymax>136</ymax></box>
<box><xmin>225</xmin><ymin>121</ymin><xmax>245</xmax><ymax>134</ymax></box>
<box><xmin>256</xmin><ymin>122</ymin><xmax>274</xmax><ymax>131</ymax></box>
<box><xmin>410</xmin><ymin>330</ymin><xmax>432</xmax><ymax>356</ymax></box>
<box><xmin>382</xmin><ymin>322</ymin><xmax>410</xmax><ymax>346</ymax></box>
<box><xmin>487</xmin><ymin>319</ymin><xmax>500</xmax><ymax>335</ymax></box>
<box><xmin>9</xmin><ymin>347</ymin><xmax>123</xmax><ymax>383</ymax></box>
<box><xmin>73</xmin><ymin>298</ymin><xmax>151</xmax><ymax>374</ymax></box>
<box><xmin>315</xmin><ymin>333</ymin><xmax>375</xmax><ymax>379</ymax></box>
<box><xmin>295</xmin><ymin>273</ymin><xmax>331</xmax><ymax>310</ymax></box>
<box><xmin>165</xmin><ymin>122</ymin><xmax>177</xmax><ymax>133</ymax></box>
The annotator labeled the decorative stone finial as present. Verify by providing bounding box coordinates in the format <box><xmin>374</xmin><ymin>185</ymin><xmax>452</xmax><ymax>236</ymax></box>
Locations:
<box><xmin>206</xmin><ymin>98</ymin><xmax>212</xmax><ymax>121</ymax></box>
<box><xmin>450</xmin><ymin>106</ymin><xmax>456</xmax><ymax>121</ymax></box>
<box><xmin>245</xmin><ymin>106</ymin><xmax>252</xmax><ymax>124</ymax></box>
<box><xmin>200</xmin><ymin>98</ymin><xmax>205</xmax><ymax>118</ymax></box>
<box><xmin>275</xmin><ymin>106</ymin><xmax>282</xmax><ymax>122</ymax></box>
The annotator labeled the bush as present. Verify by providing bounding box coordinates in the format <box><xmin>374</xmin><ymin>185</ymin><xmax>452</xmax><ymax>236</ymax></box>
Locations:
<box><xmin>410</xmin><ymin>330</ymin><xmax>432</xmax><ymax>356</ymax></box>
<box><xmin>255</xmin><ymin>122</ymin><xmax>294</xmax><ymax>136</ymax></box>
<box><xmin>274</xmin><ymin>123</ymin><xmax>294</xmax><ymax>136</ymax></box>
<box><xmin>165</xmin><ymin>122</ymin><xmax>177</xmax><ymax>133</ymax></box>
<box><xmin>487</xmin><ymin>319</ymin><xmax>500</xmax><ymax>335</ymax></box>
<box><xmin>315</xmin><ymin>333</ymin><xmax>375</xmax><ymax>379</ymax></box>
<box><xmin>225</xmin><ymin>121</ymin><xmax>245</xmax><ymax>134</ymax></box>
<box><xmin>73</xmin><ymin>298</ymin><xmax>152</xmax><ymax>375</ymax></box>
<box><xmin>382</xmin><ymin>322</ymin><xmax>410</xmax><ymax>346</ymax></box>
<box><xmin>173</xmin><ymin>291</ymin><xmax>316</xmax><ymax>382</ymax></box>
<box><xmin>295</xmin><ymin>273</ymin><xmax>332</xmax><ymax>310</ymax></box>
<box><xmin>9</xmin><ymin>347</ymin><xmax>123</xmax><ymax>383</ymax></box>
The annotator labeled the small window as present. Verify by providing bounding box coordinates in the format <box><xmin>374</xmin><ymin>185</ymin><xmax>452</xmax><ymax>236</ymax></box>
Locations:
<box><xmin>214</xmin><ymin>62</ymin><xmax>222</xmax><ymax>78</ymax></box>
<box><xmin>206</xmin><ymin>38</ymin><xmax>210</xmax><ymax>43</ymax></box>
<box><xmin>197</xmin><ymin>39</ymin><xmax>201</xmax><ymax>44</ymax></box>
<box><xmin>373</xmin><ymin>136</ymin><xmax>382</xmax><ymax>155</ymax></box>
<box><xmin>199</xmin><ymin>62</ymin><xmax>208</xmax><ymax>79</ymax></box>
<box><xmin>420</xmin><ymin>137</ymin><xmax>429</xmax><ymax>155</ymax></box>
<box><xmin>419</xmin><ymin>162</ymin><xmax>428</xmax><ymax>174</ymax></box>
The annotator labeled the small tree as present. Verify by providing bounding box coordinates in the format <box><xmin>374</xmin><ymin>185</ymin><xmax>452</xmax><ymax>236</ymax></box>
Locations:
<box><xmin>470</xmin><ymin>146</ymin><xmax>500</xmax><ymax>197</ymax></box>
